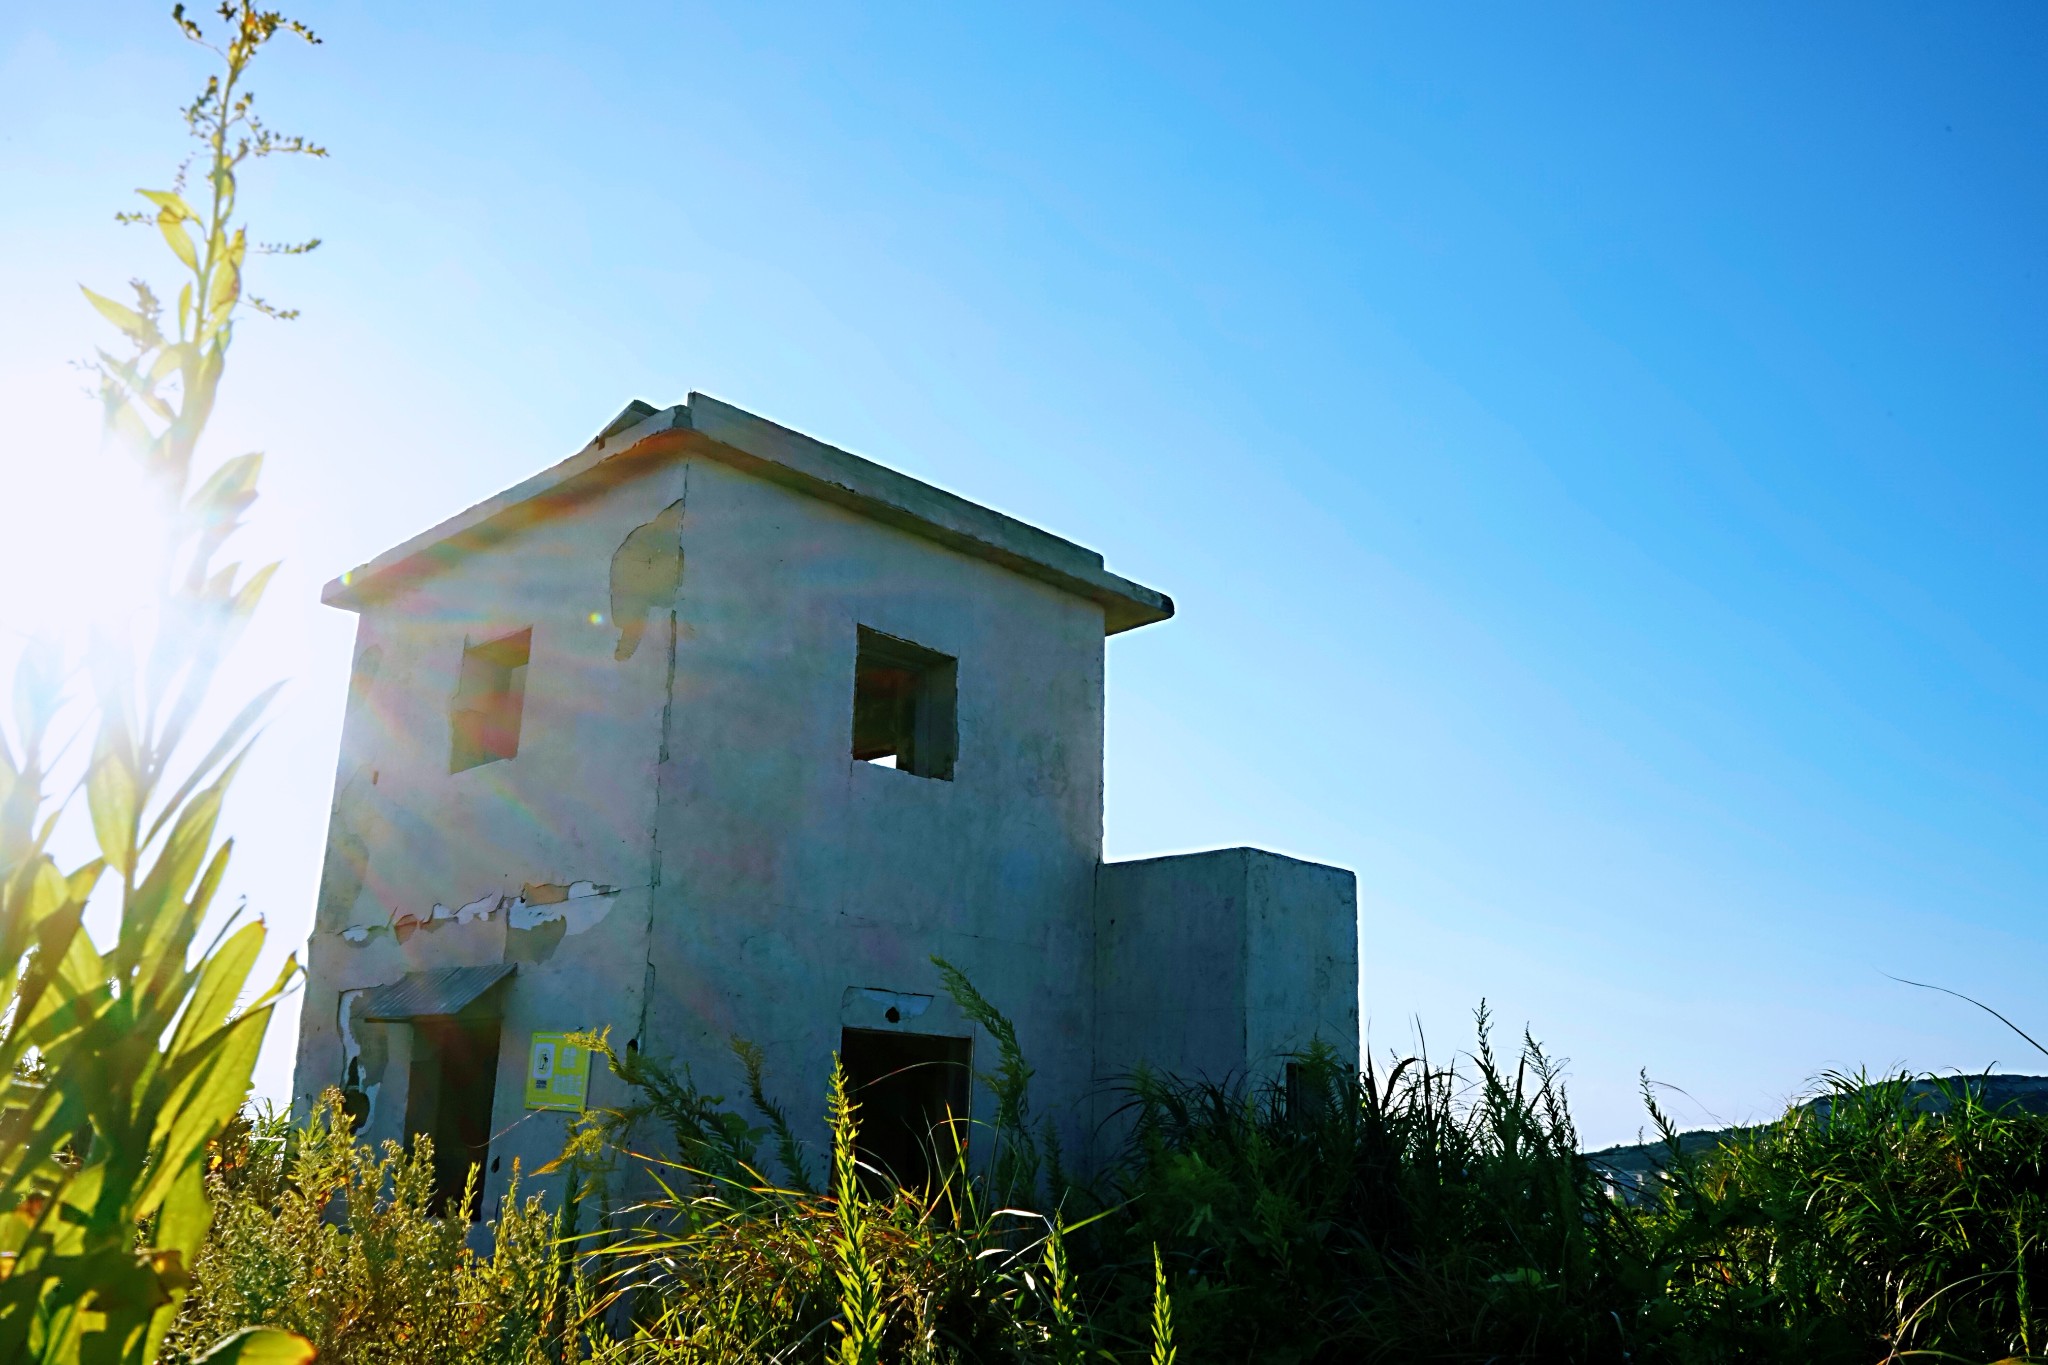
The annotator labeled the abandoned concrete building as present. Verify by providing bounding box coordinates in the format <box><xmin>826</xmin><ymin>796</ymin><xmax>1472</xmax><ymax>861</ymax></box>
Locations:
<box><xmin>292</xmin><ymin>393</ymin><xmax>1358</xmax><ymax>1210</ymax></box>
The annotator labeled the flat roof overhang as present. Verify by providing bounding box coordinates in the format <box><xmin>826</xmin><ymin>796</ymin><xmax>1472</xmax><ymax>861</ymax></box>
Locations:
<box><xmin>322</xmin><ymin>393</ymin><xmax>1174</xmax><ymax>636</ymax></box>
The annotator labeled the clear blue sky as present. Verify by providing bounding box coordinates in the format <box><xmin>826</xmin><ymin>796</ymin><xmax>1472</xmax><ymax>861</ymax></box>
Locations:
<box><xmin>3</xmin><ymin>2</ymin><xmax>2045</xmax><ymax>1145</ymax></box>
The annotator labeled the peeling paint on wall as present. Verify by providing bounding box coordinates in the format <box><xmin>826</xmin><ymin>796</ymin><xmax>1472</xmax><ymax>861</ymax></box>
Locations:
<box><xmin>337</xmin><ymin>987</ymin><xmax>387</xmax><ymax>1128</ymax></box>
<box><xmin>507</xmin><ymin>917</ymin><xmax>566</xmax><ymax>963</ymax></box>
<box><xmin>509</xmin><ymin>880</ymin><xmax>618</xmax><ymax>933</ymax></box>
<box><xmin>431</xmin><ymin>891</ymin><xmax>501</xmax><ymax>925</ymax></box>
<box><xmin>610</xmin><ymin>499</ymin><xmax>685</xmax><ymax>661</ymax></box>
<box><xmin>332</xmin><ymin>881</ymin><xmax>621</xmax><ymax>955</ymax></box>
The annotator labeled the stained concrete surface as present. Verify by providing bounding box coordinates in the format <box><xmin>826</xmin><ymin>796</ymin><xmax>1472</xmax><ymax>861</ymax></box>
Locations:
<box><xmin>295</xmin><ymin>396</ymin><xmax>1358</xmax><ymax>1209</ymax></box>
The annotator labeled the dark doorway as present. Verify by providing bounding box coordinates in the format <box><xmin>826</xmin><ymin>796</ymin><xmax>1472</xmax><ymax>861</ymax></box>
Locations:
<box><xmin>840</xmin><ymin>1027</ymin><xmax>971</xmax><ymax>1193</ymax></box>
<box><xmin>403</xmin><ymin>1017</ymin><xmax>502</xmax><ymax>1218</ymax></box>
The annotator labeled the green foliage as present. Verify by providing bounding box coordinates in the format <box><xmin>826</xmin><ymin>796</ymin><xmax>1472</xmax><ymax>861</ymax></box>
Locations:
<box><xmin>162</xmin><ymin>1095</ymin><xmax>568</xmax><ymax>1365</ymax></box>
<box><xmin>0</xmin><ymin>5</ymin><xmax>320</xmax><ymax>1362</ymax></box>
<box><xmin>1101</xmin><ymin>1021</ymin><xmax>2048</xmax><ymax>1364</ymax></box>
<box><xmin>556</xmin><ymin>1032</ymin><xmax>1068</xmax><ymax>1362</ymax></box>
<box><xmin>1624</xmin><ymin>1070</ymin><xmax>2048</xmax><ymax>1363</ymax></box>
<box><xmin>1031</xmin><ymin>1217</ymin><xmax>1092</xmax><ymax>1365</ymax></box>
<box><xmin>1098</xmin><ymin>1013</ymin><xmax>1622</xmax><ymax>1363</ymax></box>
<box><xmin>735</xmin><ymin>1038</ymin><xmax>815</xmax><ymax>1196</ymax></box>
<box><xmin>152</xmin><ymin>969</ymin><xmax>2048</xmax><ymax>1364</ymax></box>
<box><xmin>932</xmin><ymin>955</ymin><xmax>1041</xmax><ymax>1207</ymax></box>
<box><xmin>554</xmin><ymin>1030</ymin><xmax>808</xmax><ymax>1206</ymax></box>
<box><xmin>538</xmin><ymin>974</ymin><xmax>2048</xmax><ymax>1363</ymax></box>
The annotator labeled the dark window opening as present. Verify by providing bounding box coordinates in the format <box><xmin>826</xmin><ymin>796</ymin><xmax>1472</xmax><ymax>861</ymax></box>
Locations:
<box><xmin>403</xmin><ymin>1016</ymin><xmax>502</xmax><ymax>1218</ymax></box>
<box><xmin>839</xmin><ymin>1027</ymin><xmax>971</xmax><ymax>1194</ymax></box>
<box><xmin>451</xmin><ymin>629</ymin><xmax>531</xmax><ymax>772</ymax></box>
<box><xmin>851</xmin><ymin>627</ymin><xmax>956</xmax><ymax>780</ymax></box>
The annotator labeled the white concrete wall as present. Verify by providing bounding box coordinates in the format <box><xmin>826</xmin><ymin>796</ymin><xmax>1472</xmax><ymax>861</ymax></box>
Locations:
<box><xmin>295</xmin><ymin>458</ymin><xmax>688</xmax><ymax>1211</ymax></box>
<box><xmin>639</xmin><ymin>453</ymin><xmax>1107</xmax><ymax>1176</ymax></box>
<box><xmin>1094</xmin><ymin>847</ymin><xmax>1359</xmax><ymax>1142</ymax></box>
<box><xmin>295</xmin><ymin>412</ymin><xmax>1359</xmax><ymax>1210</ymax></box>
<box><xmin>296</xmin><ymin>445</ymin><xmax>1109</xmax><ymax>1207</ymax></box>
<box><xmin>1243</xmin><ymin>850</ymin><xmax>1360</xmax><ymax>1074</ymax></box>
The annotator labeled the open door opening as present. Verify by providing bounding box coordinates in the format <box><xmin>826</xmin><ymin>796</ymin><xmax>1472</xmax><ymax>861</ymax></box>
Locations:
<box><xmin>840</xmin><ymin>1027</ymin><xmax>971</xmax><ymax>1195</ymax></box>
<box><xmin>360</xmin><ymin>964</ymin><xmax>516</xmax><ymax>1221</ymax></box>
<box><xmin>403</xmin><ymin>1016</ymin><xmax>502</xmax><ymax>1218</ymax></box>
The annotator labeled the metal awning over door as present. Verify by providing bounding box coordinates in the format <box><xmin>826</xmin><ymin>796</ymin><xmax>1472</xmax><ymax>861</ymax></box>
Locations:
<box><xmin>359</xmin><ymin>963</ymin><xmax>516</xmax><ymax>1021</ymax></box>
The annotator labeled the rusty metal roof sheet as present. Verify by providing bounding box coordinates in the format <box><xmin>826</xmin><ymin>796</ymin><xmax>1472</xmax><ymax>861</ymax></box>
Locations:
<box><xmin>360</xmin><ymin>963</ymin><xmax>515</xmax><ymax>1021</ymax></box>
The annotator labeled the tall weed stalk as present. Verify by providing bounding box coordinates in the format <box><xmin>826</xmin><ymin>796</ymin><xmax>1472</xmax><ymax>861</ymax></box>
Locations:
<box><xmin>0</xmin><ymin>6</ymin><xmax>321</xmax><ymax>1362</ymax></box>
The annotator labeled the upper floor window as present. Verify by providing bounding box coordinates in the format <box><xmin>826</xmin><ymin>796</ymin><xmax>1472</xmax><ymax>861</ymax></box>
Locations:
<box><xmin>451</xmin><ymin>628</ymin><xmax>531</xmax><ymax>772</ymax></box>
<box><xmin>851</xmin><ymin>626</ymin><xmax>956</xmax><ymax>781</ymax></box>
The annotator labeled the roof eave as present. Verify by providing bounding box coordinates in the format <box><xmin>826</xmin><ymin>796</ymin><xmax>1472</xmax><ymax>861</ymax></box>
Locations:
<box><xmin>323</xmin><ymin>395</ymin><xmax>1175</xmax><ymax>635</ymax></box>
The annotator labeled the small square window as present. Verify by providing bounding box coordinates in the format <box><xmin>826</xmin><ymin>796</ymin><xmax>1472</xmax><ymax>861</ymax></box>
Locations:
<box><xmin>851</xmin><ymin>627</ymin><xmax>956</xmax><ymax>781</ymax></box>
<box><xmin>450</xmin><ymin>629</ymin><xmax>531</xmax><ymax>772</ymax></box>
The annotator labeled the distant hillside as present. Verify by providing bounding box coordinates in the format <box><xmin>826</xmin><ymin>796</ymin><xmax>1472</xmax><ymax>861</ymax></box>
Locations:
<box><xmin>1585</xmin><ymin>1074</ymin><xmax>2048</xmax><ymax>1201</ymax></box>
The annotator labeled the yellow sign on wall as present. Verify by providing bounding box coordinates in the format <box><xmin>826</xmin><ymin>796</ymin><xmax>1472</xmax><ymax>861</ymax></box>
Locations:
<box><xmin>524</xmin><ymin>1032</ymin><xmax>590</xmax><ymax>1111</ymax></box>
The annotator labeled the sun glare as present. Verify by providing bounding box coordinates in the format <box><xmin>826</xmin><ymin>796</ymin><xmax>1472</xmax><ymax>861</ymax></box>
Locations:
<box><xmin>0</xmin><ymin>433</ymin><xmax>168</xmax><ymax>651</ymax></box>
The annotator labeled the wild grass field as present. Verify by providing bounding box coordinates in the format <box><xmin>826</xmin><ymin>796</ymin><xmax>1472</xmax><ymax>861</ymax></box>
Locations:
<box><xmin>162</xmin><ymin>985</ymin><xmax>2048</xmax><ymax>1365</ymax></box>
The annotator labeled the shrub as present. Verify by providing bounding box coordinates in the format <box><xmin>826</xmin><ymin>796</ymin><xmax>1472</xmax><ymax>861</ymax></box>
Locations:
<box><xmin>164</xmin><ymin>1094</ymin><xmax>569</xmax><ymax>1365</ymax></box>
<box><xmin>1092</xmin><ymin>1016</ymin><xmax>1628</xmax><ymax>1364</ymax></box>
<box><xmin>1632</xmin><ymin>1071</ymin><xmax>2048</xmax><ymax>1363</ymax></box>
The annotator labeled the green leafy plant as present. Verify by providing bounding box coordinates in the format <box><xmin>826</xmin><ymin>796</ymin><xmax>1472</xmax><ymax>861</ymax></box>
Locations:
<box><xmin>0</xmin><ymin>4</ymin><xmax>321</xmax><ymax>1361</ymax></box>
<box><xmin>735</xmin><ymin>1038</ymin><xmax>815</xmax><ymax>1196</ymax></box>
<box><xmin>931</xmin><ymin>955</ymin><xmax>1042</xmax><ymax>1207</ymax></box>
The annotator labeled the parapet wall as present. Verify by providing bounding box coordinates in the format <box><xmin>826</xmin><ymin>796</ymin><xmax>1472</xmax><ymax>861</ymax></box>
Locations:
<box><xmin>1093</xmin><ymin>846</ymin><xmax>1359</xmax><ymax>1094</ymax></box>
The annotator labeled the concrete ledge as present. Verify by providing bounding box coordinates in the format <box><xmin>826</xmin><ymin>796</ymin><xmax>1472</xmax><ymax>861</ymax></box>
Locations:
<box><xmin>323</xmin><ymin>394</ymin><xmax>1174</xmax><ymax>635</ymax></box>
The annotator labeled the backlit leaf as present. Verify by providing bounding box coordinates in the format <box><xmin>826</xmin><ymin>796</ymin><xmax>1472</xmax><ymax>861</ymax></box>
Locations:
<box><xmin>86</xmin><ymin>723</ymin><xmax>139</xmax><ymax>876</ymax></box>
<box><xmin>141</xmin><ymin>1005</ymin><xmax>270</xmax><ymax>1215</ymax></box>
<box><xmin>192</xmin><ymin>1326</ymin><xmax>316</xmax><ymax>1365</ymax></box>
<box><xmin>166</xmin><ymin>920</ymin><xmax>260</xmax><ymax>1060</ymax></box>
<box><xmin>206</xmin><ymin>245</ymin><xmax>240</xmax><ymax>316</ymax></box>
<box><xmin>150</xmin><ymin>341</ymin><xmax>193</xmax><ymax>384</ymax></box>
<box><xmin>81</xmin><ymin>285</ymin><xmax>158</xmax><ymax>346</ymax></box>
<box><xmin>137</xmin><ymin>188</ymin><xmax>196</xmax><ymax>222</ymax></box>
<box><xmin>159</xmin><ymin>211</ymin><xmax>199</xmax><ymax>271</ymax></box>
<box><xmin>144</xmin><ymin>683</ymin><xmax>279</xmax><ymax>846</ymax></box>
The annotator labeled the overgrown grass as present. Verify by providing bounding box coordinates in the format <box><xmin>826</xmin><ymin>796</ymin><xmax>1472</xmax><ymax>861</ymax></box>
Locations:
<box><xmin>1630</xmin><ymin>1070</ymin><xmax>2048</xmax><ymax>1363</ymax></box>
<box><xmin>169</xmin><ymin>992</ymin><xmax>2048</xmax><ymax>1364</ymax></box>
<box><xmin>1090</xmin><ymin>1019</ymin><xmax>1619</xmax><ymax>1363</ymax></box>
<box><xmin>564</xmin><ymin>1049</ymin><xmax>1065</xmax><ymax>1363</ymax></box>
